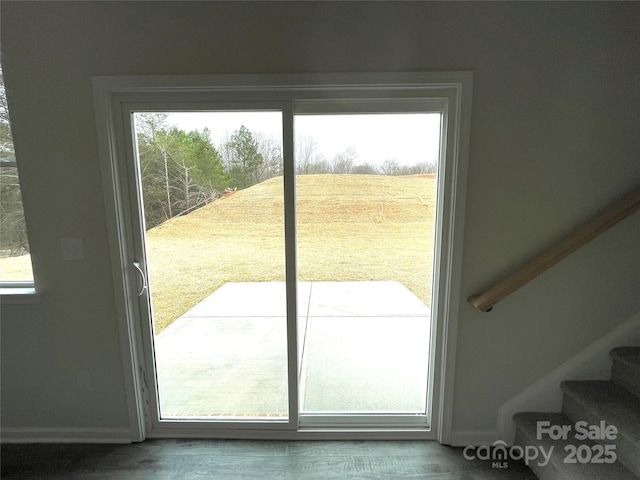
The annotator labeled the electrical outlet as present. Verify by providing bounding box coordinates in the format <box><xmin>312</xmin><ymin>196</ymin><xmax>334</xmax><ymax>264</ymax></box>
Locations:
<box><xmin>76</xmin><ymin>370</ymin><xmax>92</xmax><ymax>390</ymax></box>
<box><xmin>61</xmin><ymin>238</ymin><xmax>85</xmax><ymax>261</ymax></box>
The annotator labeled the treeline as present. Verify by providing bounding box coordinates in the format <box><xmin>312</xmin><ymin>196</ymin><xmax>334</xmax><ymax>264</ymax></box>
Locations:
<box><xmin>136</xmin><ymin>114</ymin><xmax>437</xmax><ymax>230</ymax></box>
<box><xmin>0</xmin><ymin>167</ymin><xmax>25</xmax><ymax>254</ymax></box>
<box><xmin>296</xmin><ymin>140</ymin><xmax>436</xmax><ymax>176</ymax></box>
<box><xmin>135</xmin><ymin>114</ymin><xmax>283</xmax><ymax>229</ymax></box>
<box><xmin>0</xmin><ymin>72</ymin><xmax>28</xmax><ymax>254</ymax></box>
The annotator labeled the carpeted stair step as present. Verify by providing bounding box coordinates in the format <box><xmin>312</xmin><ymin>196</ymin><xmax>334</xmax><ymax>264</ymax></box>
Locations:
<box><xmin>610</xmin><ymin>347</ymin><xmax>640</xmax><ymax>398</ymax></box>
<box><xmin>561</xmin><ymin>380</ymin><xmax>640</xmax><ymax>477</ymax></box>
<box><xmin>513</xmin><ymin>412</ymin><xmax>636</xmax><ymax>480</ymax></box>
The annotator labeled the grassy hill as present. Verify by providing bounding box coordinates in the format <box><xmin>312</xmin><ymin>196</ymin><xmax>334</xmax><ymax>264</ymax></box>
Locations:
<box><xmin>147</xmin><ymin>174</ymin><xmax>437</xmax><ymax>333</ymax></box>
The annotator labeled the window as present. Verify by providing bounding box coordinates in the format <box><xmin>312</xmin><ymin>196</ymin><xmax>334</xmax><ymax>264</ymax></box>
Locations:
<box><xmin>0</xmin><ymin>66</ymin><xmax>34</xmax><ymax>286</ymax></box>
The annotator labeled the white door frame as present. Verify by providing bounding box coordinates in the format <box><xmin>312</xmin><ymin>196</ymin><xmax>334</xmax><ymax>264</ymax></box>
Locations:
<box><xmin>92</xmin><ymin>72</ymin><xmax>473</xmax><ymax>443</ymax></box>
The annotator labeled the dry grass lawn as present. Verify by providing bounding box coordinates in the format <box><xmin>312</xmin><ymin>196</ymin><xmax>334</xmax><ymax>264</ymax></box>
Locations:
<box><xmin>0</xmin><ymin>174</ymin><xmax>437</xmax><ymax>335</ymax></box>
<box><xmin>147</xmin><ymin>174</ymin><xmax>436</xmax><ymax>334</ymax></box>
<box><xmin>0</xmin><ymin>255</ymin><xmax>33</xmax><ymax>281</ymax></box>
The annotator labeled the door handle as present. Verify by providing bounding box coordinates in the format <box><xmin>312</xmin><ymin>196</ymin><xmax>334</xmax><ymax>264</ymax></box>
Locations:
<box><xmin>132</xmin><ymin>261</ymin><xmax>147</xmax><ymax>297</ymax></box>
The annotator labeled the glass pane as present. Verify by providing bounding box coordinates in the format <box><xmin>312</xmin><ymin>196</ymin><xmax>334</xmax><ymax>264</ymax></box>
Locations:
<box><xmin>0</xmin><ymin>66</ymin><xmax>34</xmax><ymax>283</ymax></box>
<box><xmin>0</xmin><ymin>166</ymin><xmax>33</xmax><ymax>282</ymax></box>
<box><xmin>133</xmin><ymin>111</ymin><xmax>288</xmax><ymax>420</ymax></box>
<box><xmin>295</xmin><ymin>113</ymin><xmax>440</xmax><ymax>415</ymax></box>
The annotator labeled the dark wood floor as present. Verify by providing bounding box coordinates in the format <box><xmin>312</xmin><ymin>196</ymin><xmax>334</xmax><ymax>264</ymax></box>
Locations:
<box><xmin>1</xmin><ymin>439</ymin><xmax>537</xmax><ymax>479</ymax></box>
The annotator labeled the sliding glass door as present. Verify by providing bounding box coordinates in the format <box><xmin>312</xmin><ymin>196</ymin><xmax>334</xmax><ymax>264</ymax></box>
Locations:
<box><xmin>123</xmin><ymin>105</ymin><xmax>302</xmax><ymax>432</ymax></box>
<box><xmin>106</xmin><ymin>82</ymin><xmax>461</xmax><ymax>437</ymax></box>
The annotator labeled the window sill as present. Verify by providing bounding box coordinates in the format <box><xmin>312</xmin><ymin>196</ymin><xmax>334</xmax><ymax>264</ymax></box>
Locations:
<box><xmin>0</xmin><ymin>287</ymin><xmax>43</xmax><ymax>304</ymax></box>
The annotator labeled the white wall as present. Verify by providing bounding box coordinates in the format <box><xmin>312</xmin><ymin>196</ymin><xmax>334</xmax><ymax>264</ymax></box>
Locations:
<box><xmin>1</xmin><ymin>2</ymin><xmax>639</xmax><ymax>440</ymax></box>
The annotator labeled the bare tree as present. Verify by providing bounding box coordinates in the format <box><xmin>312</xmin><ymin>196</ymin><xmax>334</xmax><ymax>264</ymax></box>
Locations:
<box><xmin>296</xmin><ymin>135</ymin><xmax>326</xmax><ymax>174</ymax></box>
<box><xmin>254</xmin><ymin>132</ymin><xmax>283</xmax><ymax>182</ymax></box>
<box><xmin>332</xmin><ymin>146</ymin><xmax>358</xmax><ymax>174</ymax></box>
<box><xmin>381</xmin><ymin>158</ymin><xmax>400</xmax><ymax>176</ymax></box>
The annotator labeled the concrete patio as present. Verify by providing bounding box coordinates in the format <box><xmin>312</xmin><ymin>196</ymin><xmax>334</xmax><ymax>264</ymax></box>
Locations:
<box><xmin>153</xmin><ymin>281</ymin><xmax>431</xmax><ymax>418</ymax></box>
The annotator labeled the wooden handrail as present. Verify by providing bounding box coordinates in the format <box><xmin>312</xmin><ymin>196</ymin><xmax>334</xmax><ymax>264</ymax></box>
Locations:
<box><xmin>468</xmin><ymin>188</ymin><xmax>640</xmax><ymax>312</ymax></box>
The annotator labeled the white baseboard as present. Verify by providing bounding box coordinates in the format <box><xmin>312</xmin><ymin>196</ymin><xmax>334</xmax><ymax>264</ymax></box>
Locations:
<box><xmin>449</xmin><ymin>429</ymin><xmax>502</xmax><ymax>447</ymax></box>
<box><xmin>1</xmin><ymin>427</ymin><xmax>133</xmax><ymax>443</ymax></box>
<box><xmin>498</xmin><ymin>311</ymin><xmax>640</xmax><ymax>446</ymax></box>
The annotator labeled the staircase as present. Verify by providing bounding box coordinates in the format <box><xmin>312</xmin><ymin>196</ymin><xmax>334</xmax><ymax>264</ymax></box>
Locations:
<box><xmin>514</xmin><ymin>347</ymin><xmax>640</xmax><ymax>479</ymax></box>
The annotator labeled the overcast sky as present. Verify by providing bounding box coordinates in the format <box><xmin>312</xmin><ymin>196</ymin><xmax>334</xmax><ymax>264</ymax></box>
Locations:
<box><xmin>165</xmin><ymin>111</ymin><xmax>441</xmax><ymax>167</ymax></box>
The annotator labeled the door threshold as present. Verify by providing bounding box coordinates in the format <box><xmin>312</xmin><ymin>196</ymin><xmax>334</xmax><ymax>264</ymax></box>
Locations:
<box><xmin>146</xmin><ymin>427</ymin><xmax>436</xmax><ymax>441</ymax></box>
